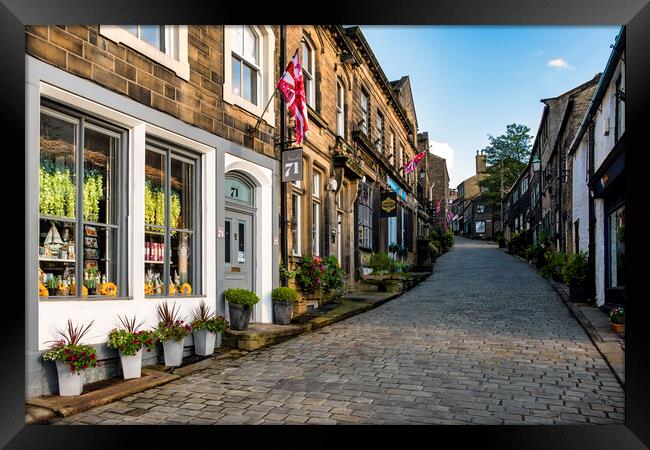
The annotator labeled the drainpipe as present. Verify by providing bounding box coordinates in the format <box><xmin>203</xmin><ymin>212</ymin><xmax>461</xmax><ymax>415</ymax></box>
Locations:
<box><xmin>280</xmin><ymin>25</ymin><xmax>288</xmax><ymax>286</ymax></box>
<box><xmin>587</xmin><ymin>121</ymin><xmax>596</xmax><ymax>302</ymax></box>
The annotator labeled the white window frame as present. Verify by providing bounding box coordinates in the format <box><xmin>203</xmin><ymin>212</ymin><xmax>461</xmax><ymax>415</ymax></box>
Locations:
<box><xmin>376</xmin><ymin>113</ymin><xmax>384</xmax><ymax>153</ymax></box>
<box><xmin>477</xmin><ymin>204</ymin><xmax>485</xmax><ymax>214</ymax></box>
<box><xmin>229</xmin><ymin>26</ymin><xmax>261</xmax><ymax>106</ymax></box>
<box><xmin>312</xmin><ymin>170</ymin><xmax>321</xmax><ymax>199</ymax></box>
<box><xmin>223</xmin><ymin>25</ymin><xmax>276</xmax><ymax>126</ymax></box>
<box><xmin>336</xmin><ymin>79</ymin><xmax>345</xmax><ymax>137</ymax></box>
<box><xmin>302</xmin><ymin>36</ymin><xmax>315</xmax><ymax>108</ymax></box>
<box><xmin>99</xmin><ymin>26</ymin><xmax>190</xmax><ymax>81</ymax></box>
<box><xmin>360</xmin><ymin>90</ymin><xmax>369</xmax><ymax>136</ymax></box>
<box><xmin>476</xmin><ymin>220</ymin><xmax>486</xmax><ymax>234</ymax></box>
<box><xmin>312</xmin><ymin>202</ymin><xmax>320</xmax><ymax>256</ymax></box>
<box><xmin>291</xmin><ymin>190</ymin><xmax>302</xmax><ymax>256</ymax></box>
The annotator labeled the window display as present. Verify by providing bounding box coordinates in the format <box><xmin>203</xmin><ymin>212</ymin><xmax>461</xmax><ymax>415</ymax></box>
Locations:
<box><xmin>38</xmin><ymin>104</ymin><xmax>126</xmax><ymax>299</ymax></box>
<box><xmin>144</xmin><ymin>143</ymin><xmax>200</xmax><ymax>297</ymax></box>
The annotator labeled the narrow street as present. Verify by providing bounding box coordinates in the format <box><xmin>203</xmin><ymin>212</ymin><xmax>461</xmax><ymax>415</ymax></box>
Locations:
<box><xmin>54</xmin><ymin>237</ymin><xmax>625</xmax><ymax>425</ymax></box>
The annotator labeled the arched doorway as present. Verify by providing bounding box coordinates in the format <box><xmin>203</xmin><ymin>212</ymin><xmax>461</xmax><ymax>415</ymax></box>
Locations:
<box><xmin>224</xmin><ymin>172</ymin><xmax>256</xmax><ymax>317</ymax></box>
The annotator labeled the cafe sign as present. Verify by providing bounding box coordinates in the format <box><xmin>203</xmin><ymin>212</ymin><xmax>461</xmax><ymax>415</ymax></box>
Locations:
<box><xmin>380</xmin><ymin>191</ymin><xmax>397</xmax><ymax>217</ymax></box>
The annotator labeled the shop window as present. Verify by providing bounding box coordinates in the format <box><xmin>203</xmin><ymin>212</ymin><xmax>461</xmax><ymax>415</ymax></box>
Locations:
<box><xmin>357</xmin><ymin>182</ymin><xmax>373</xmax><ymax>249</ymax></box>
<box><xmin>608</xmin><ymin>205</ymin><xmax>625</xmax><ymax>288</ymax></box>
<box><xmin>144</xmin><ymin>141</ymin><xmax>201</xmax><ymax>297</ymax></box>
<box><xmin>38</xmin><ymin>104</ymin><xmax>127</xmax><ymax>299</ymax></box>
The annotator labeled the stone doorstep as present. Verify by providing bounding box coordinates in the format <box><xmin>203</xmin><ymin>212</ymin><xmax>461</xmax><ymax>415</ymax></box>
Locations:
<box><xmin>221</xmin><ymin>283</ymin><xmax>415</xmax><ymax>352</ymax></box>
<box><xmin>25</xmin><ymin>368</ymin><xmax>180</xmax><ymax>420</ymax></box>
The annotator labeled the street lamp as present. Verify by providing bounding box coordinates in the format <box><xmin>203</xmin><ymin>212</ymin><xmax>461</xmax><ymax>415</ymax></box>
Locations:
<box><xmin>532</xmin><ymin>155</ymin><xmax>541</xmax><ymax>172</ymax></box>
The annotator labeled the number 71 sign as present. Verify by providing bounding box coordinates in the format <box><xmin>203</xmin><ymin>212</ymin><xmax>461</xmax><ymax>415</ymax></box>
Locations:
<box><xmin>281</xmin><ymin>148</ymin><xmax>303</xmax><ymax>182</ymax></box>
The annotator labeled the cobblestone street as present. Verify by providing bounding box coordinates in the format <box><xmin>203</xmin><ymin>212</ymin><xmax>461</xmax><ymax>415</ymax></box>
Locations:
<box><xmin>54</xmin><ymin>237</ymin><xmax>625</xmax><ymax>425</ymax></box>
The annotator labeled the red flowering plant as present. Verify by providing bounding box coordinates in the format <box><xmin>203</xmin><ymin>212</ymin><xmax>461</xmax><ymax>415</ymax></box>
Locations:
<box><xmin>295</xmin><ymin>255</ymin><xmax>327</xmax><ymax>295</ymax></box>
<box><xmin>42</xmin><ymin>319</ymin><xmax>98</xmax><ymax>375</ymax></box>
<box><xmin>107</xmin><ymin>315</ymin><xmax>158</xmax><ymax>357</ymax></box>
<box><xmin>156</xmin><ymin>301</ymin><xmax>192</xmax><ymax>342</ymax></box>
<box><xmin>191</xmin><ymin>301</ymin><xmax>229</xmax><ymax>334</ymax></box>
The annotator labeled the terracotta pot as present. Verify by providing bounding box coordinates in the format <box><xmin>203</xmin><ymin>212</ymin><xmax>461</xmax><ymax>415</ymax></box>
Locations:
<box><xmin>610</xmin><ymin>322</ymin><xmax>625</xmax><ymax>335</ymax></box>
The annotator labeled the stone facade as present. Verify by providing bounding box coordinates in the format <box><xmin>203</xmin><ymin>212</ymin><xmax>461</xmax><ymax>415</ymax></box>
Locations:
<box><xmin>26</xmin><ymin>26</ymin><xmax>277</xmax><ymax>158</ymax></box>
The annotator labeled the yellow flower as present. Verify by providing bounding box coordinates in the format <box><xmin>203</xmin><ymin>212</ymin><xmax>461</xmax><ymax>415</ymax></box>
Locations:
<box><xmin>144</xmin><ymin>283</ymin><xmax>153</xmax><ymax>295</ymax></box>
<box><xmin>180</xmin><ymin>283</ymin><xmax>192</xmax><ymax>295</ymax></box>
<box><xmin>82</xmin><ymin>285</ymin><xmax>88</xmax><ymax>297</ymax></box>
<box><xmin>168</xmin><ymin>284</ymin><xmax>177</xmax><ymax>295</ymax></box>
<box><xmin>38</xmin><ymin>283</ymin><xmax>48</xmax><ymax>297</ymax></box>
<box><xmin>100</xmin><ymin>282</ymin><xmax>118</xmax><ymax>296</ymax></box>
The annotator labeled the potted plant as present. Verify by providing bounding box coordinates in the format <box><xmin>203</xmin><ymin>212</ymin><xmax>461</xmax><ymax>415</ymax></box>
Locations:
<box><xmin>323</xmin><ymin>256</ymin><xmax>346</xmax><ymax>304</ymax></box>
<box><xmin>272</xmin><ymin>287</ymin><xmax>298</xmax><ymax>325</ymax></box>
<box><xmin>107</xmin><ymin>315</ymin><xmax>157</xmax><ymax>379</ymax></box>
<box><xmin>225</xmin><ymin>288</ymin><xmax>260</xmax><ymax>331</ymax></box>
<box><xmin>84</xmin><ymin>268</ymin><xmax>99</xmax><ymax>295</ymax></box>
<box><xmin>294</xmin><ymin>255</ymin><xmax>327</xmax><ymax>301</ymax></box>
<box><xmin>155</xmin><ymin>301</ymin><xmax>192</xmax><ymax>367</ymax></box>
<box><xmin>46</xmin><ymin>274</ymin><xmax>59</xmax><ymax>297</ymax></box>
<box><xmin>41</xmin><ymin>319</ymin><xmax>97</xmax><ymax>396</ymax></box>
<box><xmin>562</xmin><ymin>252</ymin><xmax>589</xmax><ymax>302</ymax></box>
<box><xmin>609</xmin><ymin>307</ymin><xmax>625</xmax><ymax>335</ymax></box>
<box><xmin>190</xmin><ymin>300</ymin><xmax>229</xmax><ymax>356</ymax></box>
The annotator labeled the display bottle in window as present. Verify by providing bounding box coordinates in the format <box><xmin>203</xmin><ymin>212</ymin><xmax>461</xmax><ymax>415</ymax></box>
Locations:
<box><xmin>145</xmin><ymin>242</ymin><xmax>150</xmax><ymax>261</ymax></box>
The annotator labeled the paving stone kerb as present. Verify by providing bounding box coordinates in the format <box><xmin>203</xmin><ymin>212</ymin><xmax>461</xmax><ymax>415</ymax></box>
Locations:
<box><xmin>53</xmin><ymin>237</ymin><xmax>625</xmax><ymax>425</ymax></box>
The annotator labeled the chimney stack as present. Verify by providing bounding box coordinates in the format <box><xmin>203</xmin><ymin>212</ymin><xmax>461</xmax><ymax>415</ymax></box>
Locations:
<box><xmin>476</xmin><ymin>151</ymin><xmax>487</xmax><ymax>174</ymax></box>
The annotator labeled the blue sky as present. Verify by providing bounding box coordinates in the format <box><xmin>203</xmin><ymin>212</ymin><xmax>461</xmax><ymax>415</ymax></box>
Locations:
<box><xmin>360</xmin><ymin>26</ymin><xmax>621</xmax><ymax>187</ymax></box>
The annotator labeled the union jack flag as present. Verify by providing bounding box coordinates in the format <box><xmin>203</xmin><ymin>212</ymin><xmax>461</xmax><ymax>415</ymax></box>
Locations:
<box><xmin>404</xmin><ymin>150</ymin><xmax>427</xmax><ymax>174</ymax></box>
<box><xmin>277</xmin><ymin>50</ymin><xmax>309</xmax><ymax>145</ymax></box>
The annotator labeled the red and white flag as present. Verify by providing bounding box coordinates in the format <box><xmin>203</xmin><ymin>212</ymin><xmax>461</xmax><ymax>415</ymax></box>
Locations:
<box><xmin>277</xmin><ymin>50</ymin><xmax>309</xmax><ymax>145</ymax></box>
<box><xmin>404</xmin><ymin>150</ymin><xmax>427</xmax><ymax>174</ymax></box>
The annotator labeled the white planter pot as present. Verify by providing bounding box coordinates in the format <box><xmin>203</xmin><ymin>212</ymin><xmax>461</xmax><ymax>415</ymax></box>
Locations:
<box><xmin>119</xmin><ymin>348</ymin><xmax>143</xmax><ymax>379</ymax></box>
<box><xmin>55</xmin><ymin>360</ymin><xmax>84</xmax><ymax>396</ymax></box>
<box><xmin>193</xmin><ymin>330</ymin><xmax>216</xmax><ymax>356</ymax></box>
<box><xmin>162</xmin><ymin>339</ymin><xmax>184</xmax><ymax>367</ymax></box>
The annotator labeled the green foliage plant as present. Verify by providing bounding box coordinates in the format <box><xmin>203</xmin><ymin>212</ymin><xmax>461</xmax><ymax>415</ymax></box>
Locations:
<box><xmin>609</xmin><ymin>307</ymin><xmax>625</xmax><ymax>325</ymax></box>
<box><xmin>294</xmin><ymin>255</ymin><xmax>327</xmax><ymax>294</ymax></box>
<box><xmin>190</xmin><ymin>300</ymin><xmax>229</xmax><ymax>333</ymax></box>
<box><xmin>562</xmin><ymin>252</ymin><xmax>588</xmax><ymax>288</ymax></box>
<box><xmin>272</xmin><ymin>287</ymin><xmax>298</xmax><ymax>303</ymax></box>
<box><xmin>42</xmin><ymin>319</ymin><xmax>98</xmax><ymax>374</ymax></box>
<box><xmin>107</xmin><ymin>315</ymin><xmax>157</xmax><ymax>357</ymax></box>
<box><xmin>323</xmin><ymin>256</ymin><xmax>345</xmax><ymax>292</ymax></box>
<box><xmin>225</xmin><ymin>288</ymin><xmax>261</xmax><ymax>307</ymax></box>
<box><xmin>156</xmin><ymin>301</ymin><xmax>192</xmax><ymax>342</ymax></box>
<box><xmin>366</xmin><ymin>252</ymin><xmax>392</xmax><ymax>275</ymax></box>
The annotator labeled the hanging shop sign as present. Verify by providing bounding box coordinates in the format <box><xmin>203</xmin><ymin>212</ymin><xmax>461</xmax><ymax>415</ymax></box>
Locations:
<box><xmin>282</xmin><ymin>148</ymin><xmax>303</xmax><ymax>182</ymax></box>
<box><xmin>380</xmin><ymin>191</ymin><xmax>398</xmax><ymax>217</ymax></box>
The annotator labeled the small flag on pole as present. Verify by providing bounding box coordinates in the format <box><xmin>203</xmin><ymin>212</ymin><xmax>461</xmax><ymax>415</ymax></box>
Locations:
<box><xmin>403</xmin><ymin>150</ymin><xmax>427</xmax><ymax>174</ymax></box>
<box><xmin>277</xmin><ymin>49</ymin><xmax>309</xmax><ymax>145</ymax></box>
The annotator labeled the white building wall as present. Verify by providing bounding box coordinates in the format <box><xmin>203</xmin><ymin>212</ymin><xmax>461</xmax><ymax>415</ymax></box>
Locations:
<box><xmin>593</xmin><ymin>57</ymin><xmax>625</xmax><ymax>170</ymax></box>
<box><xmin>571</xmin><ymin>137</ymin><xmax>590</xmax><ymax>254</ymax></box>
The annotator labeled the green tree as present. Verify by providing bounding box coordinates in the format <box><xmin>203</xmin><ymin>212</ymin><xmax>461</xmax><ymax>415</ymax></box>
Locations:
<box><xmin>478</xmin><ymin>124</ymin><xmax>533</xmax><ymax>214</ymax></box>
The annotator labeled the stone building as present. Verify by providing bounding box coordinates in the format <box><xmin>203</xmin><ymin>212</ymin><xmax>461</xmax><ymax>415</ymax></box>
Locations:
<box><xmin>569</xmin><ymin>27</ymin><xmax>625</xmax><ymax>307</ymax></box>
<box><xmin>27</xmin><ymin>25</ymin><xmax>281</xmax><ymax>395</ymax></box>
<box><xmin>451</xmin><ymin>151</ymin><xmax>487</xmax><ymax>235</ymax></box>
<box><xmin>418</xmin><ymin>132</ymin><xmax>450</xmax><ymax>233</ymax></box>
<box><xmin>502</xmin><ymin>159</ymin><xmax>532</xmax><ymax>242</ymax></box>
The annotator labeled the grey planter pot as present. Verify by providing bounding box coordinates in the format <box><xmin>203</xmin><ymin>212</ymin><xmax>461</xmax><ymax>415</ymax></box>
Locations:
<box><xmin>193</xmin><ymin>329</ymin><xmax>216</xmax><ymax>356</ymax></box>
<box><xmin>569</xmin><ymin>285</ymin><xmax>588</xmax><ymax>303</ymax></box>
<box><xmin>229</xmin><ymin>303</ymin><xmax>252</xmax><ymax>331</ymax></box>
<box><xmin>55</xmin><ymin>360</ymin><xmax>84</xmax><ymax>396</ymax></box>
<box><xmin>119</xmin><ymin>348</ymin><xmax>142</xmax><ymax>379</ymax></box>
<box><xmin>273</xmin><ymin>301</ymin><xmax>294</xmax><ymax>325</ymax></box>
<box><xmin>162</xmin><ymin>339</ymin><xmax>184</xmax><ymax>367</ymax></box>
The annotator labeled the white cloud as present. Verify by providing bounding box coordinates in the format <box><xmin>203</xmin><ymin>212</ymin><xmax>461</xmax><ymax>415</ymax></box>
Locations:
<box><xmin>547</xmin><ymin>58</ymin><xmax>571</xmax><ymax>69</ymax></box>
<box><xmin>429</xmin><ymin>140</ymin><xmax>455</xmax><ymax>177</ymax></box>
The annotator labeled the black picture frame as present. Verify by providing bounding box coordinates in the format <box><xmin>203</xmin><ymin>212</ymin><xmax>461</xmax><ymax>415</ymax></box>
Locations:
<box><xmin>5</xmin><ymin>0</ymin><xmax>649</xmax><ymax>448</ymax></box>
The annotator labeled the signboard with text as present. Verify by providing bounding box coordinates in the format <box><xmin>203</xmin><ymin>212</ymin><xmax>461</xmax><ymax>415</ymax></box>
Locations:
<box><xmin>380</xmin><ymin>191</ymin><xmax>398</xmax><ymax>217</ymax></box>
<box><xmin>282</xmin><ymin>148</ymin><xmax>303</xmax><ymax>182</ymax></box>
